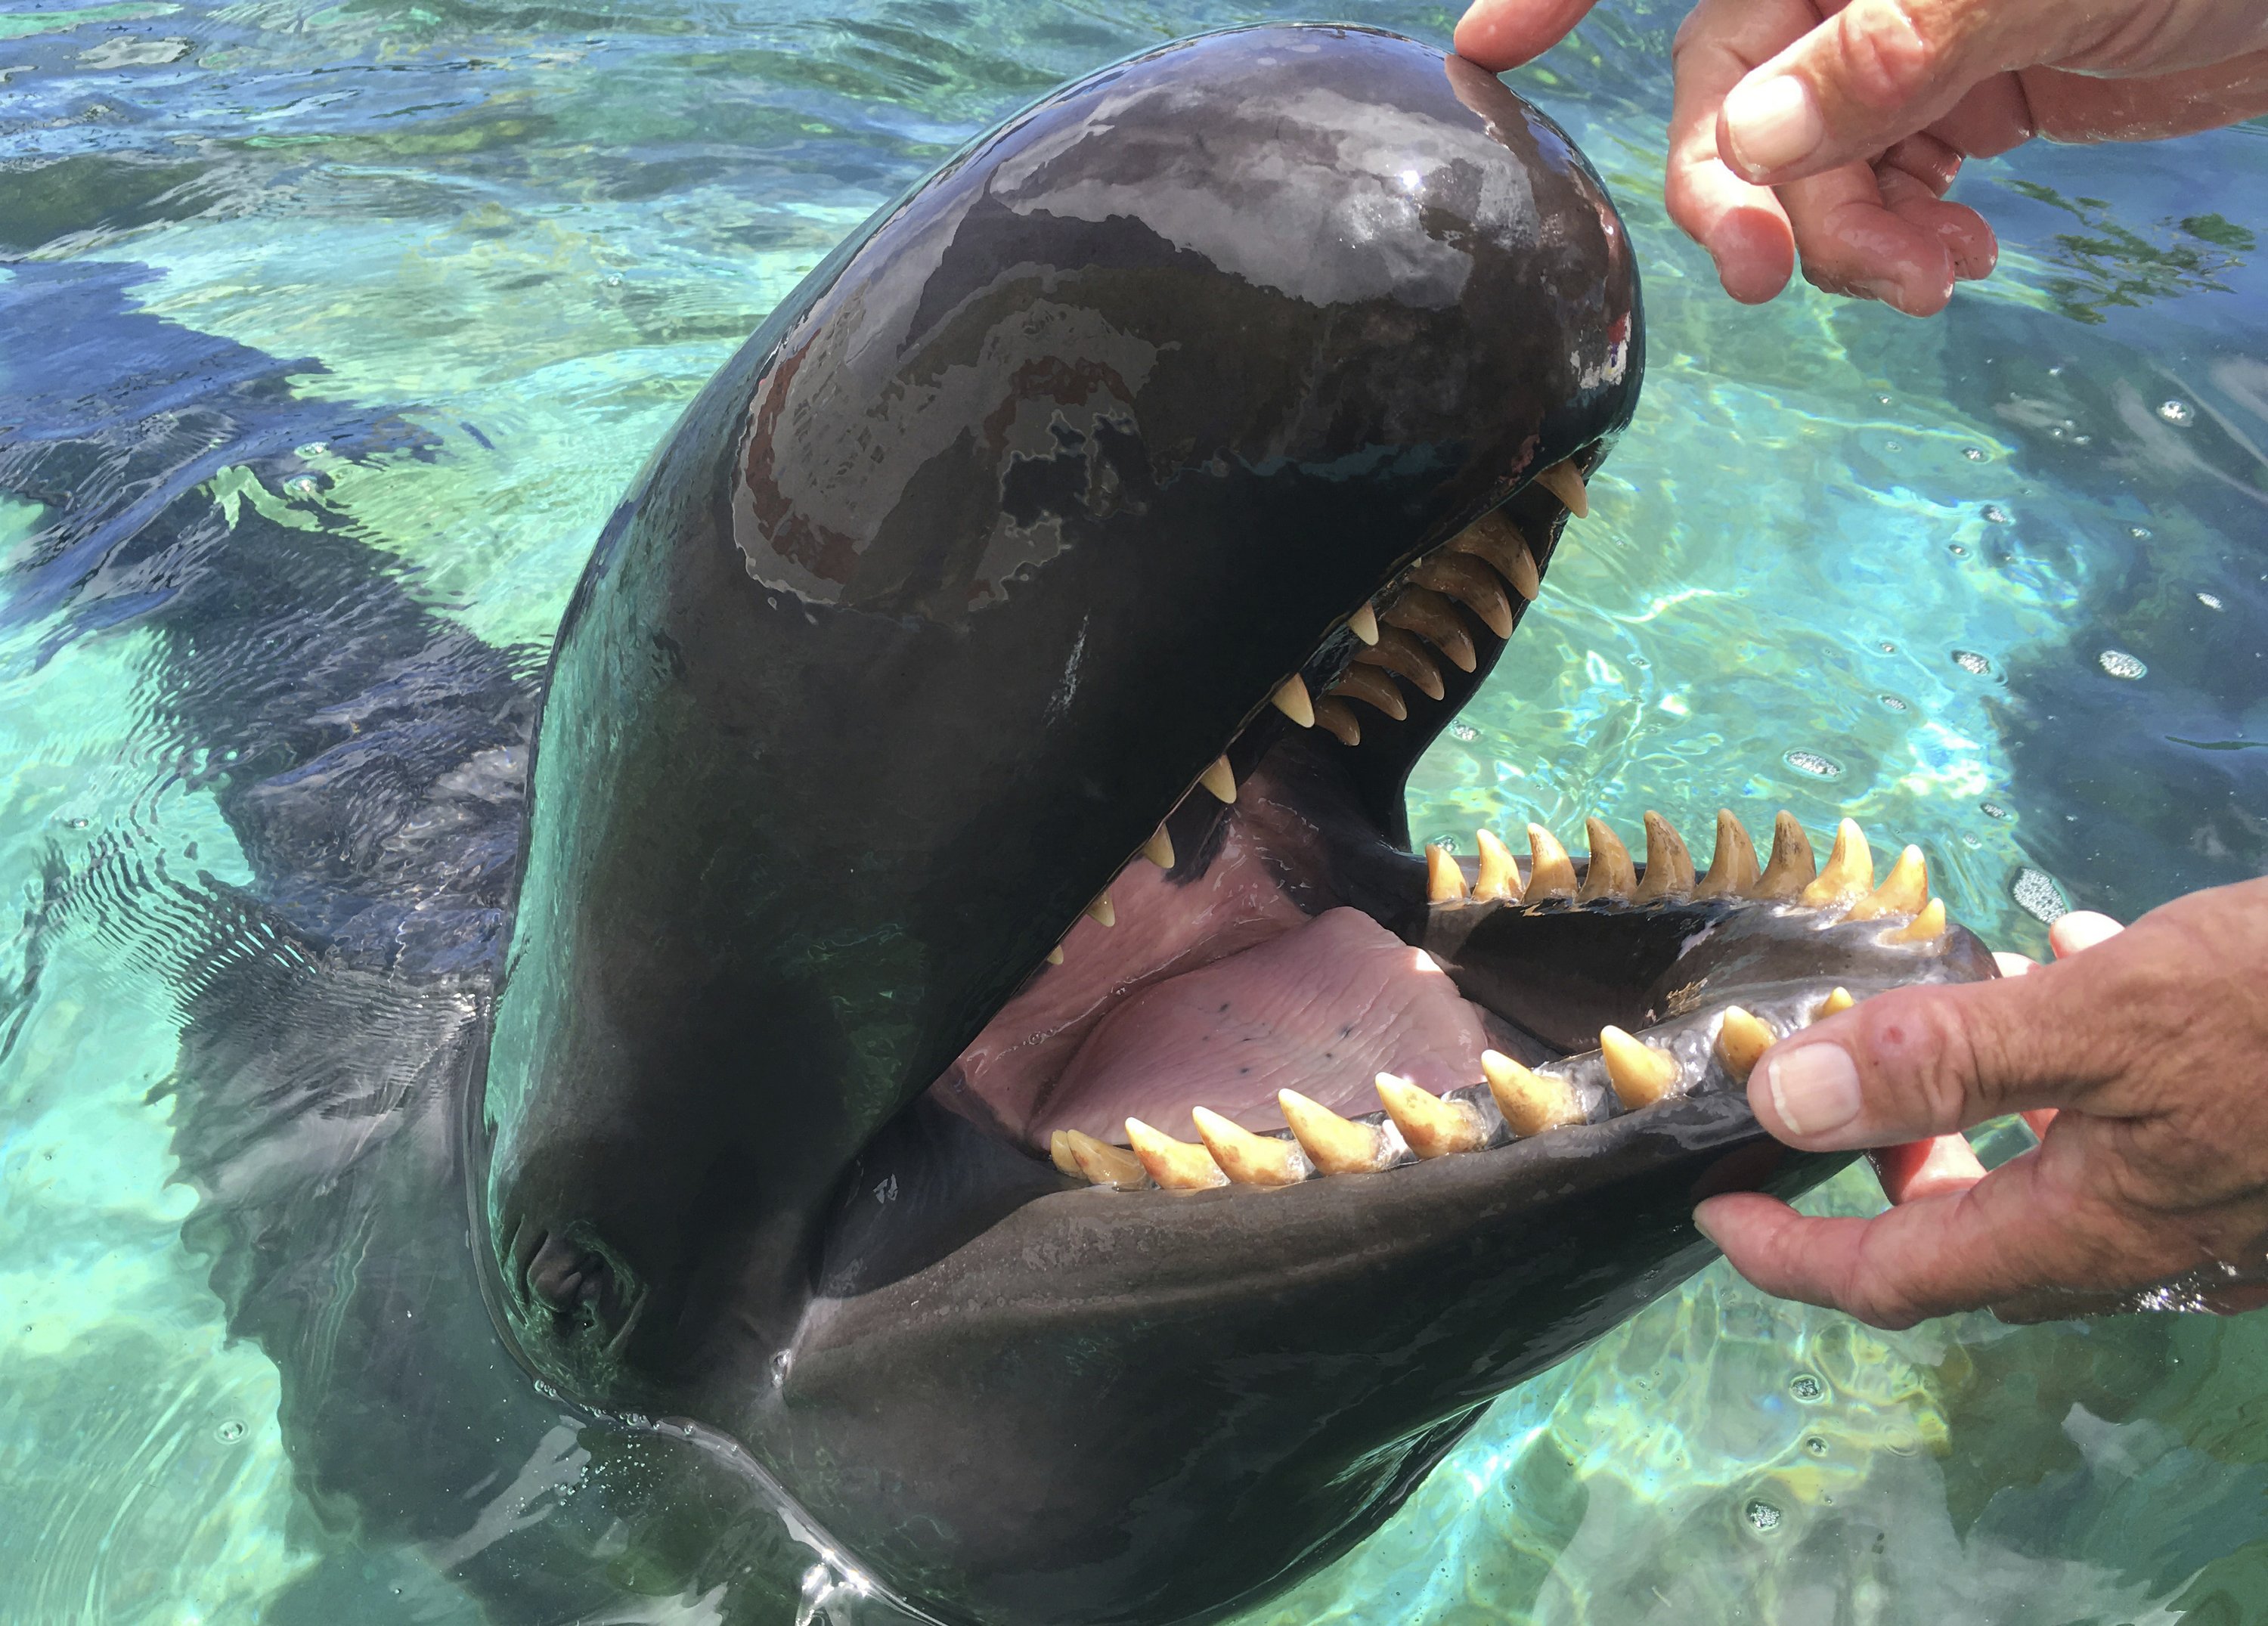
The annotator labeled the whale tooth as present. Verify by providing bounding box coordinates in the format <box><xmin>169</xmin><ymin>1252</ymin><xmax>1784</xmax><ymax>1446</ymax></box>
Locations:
<box><xmin>1348</xmin><ymin>603</ymin><xmax>1380</xmax><ymax>646</ymax></box>
<box><xmin>1715</xmin><ymin>1006</ymin><xmax>1775</xmax><ymax>1081</ymax></box>
<box><xmin>1272</xmin><ymin>675</ymin><xmax>1315</xmax><ymax>728</ymax></box>
<box><xmin>1191</xmin><ymin>1106</ymin><xmax>1309</xmax><ymax>1188</ymax></box>
<box><xmin>1473</xmin><ymin>828</ymin><xmax>1523</xmax><ymax>902</ymax></box>
<box><xmin>1847</xmin><ymin>843</ymin><xmax>1926</xmax><ymax>921</ymax></box>
<box><xmin>1047</xmin><ymin>946</ymin><xmax>1064</xmax><ymax>965</ymax></box>
<box><xmin>1815</xmin><ymin>986</ymin><xmax>1856</xmax><ymax>1018</ymax></box>
<box><xmin>1374</xmin><ymin>1073</ymin><xmax>1489</xmax><ymax>1157</ymax></box>
<box><xmin>1600</xmin><ymin>1025</ymin><xmax>1678</xmax><ymax>1109</ymax></box>
<box><xmin>1278</xmin><ymin>1089</ymin><xmax>1396</xmax><ymax>1174</ymax></box>
<box><xmin>1143</xmin><ymin>827</ymin><xmax>1176</xmax><ymax>869</ymax></box>
<box><xmin>1328</xmin><ymin>664</ymin><xmax>1409</xmax><ymax>720</ymax></box>
<box><xmin>1411</xmin><ymin>552</ymin><xmax>1515</xmax><ymax>639</ymax></box>
<box><xmin>1448</xmin><ymin>511</ymin><xmax>1541</xmax><ymax>599</ymax></box>
<box><xmin>1481</xmin><ymin>1050</ymin><xmax>1582</xmax><ymax>1136</ymax></box>
<box><xmin>1064</xmin><ymin>1130</ymin><xmax>1147</xmax><ymax>1188</ymax></box>
<box><xmin>1630</xmin><ymin>810</ymin><xmax>1696</xmax><ymax>903</ymax></box>
<box><xmin>1536</xmin><ymin>458</ymin><xmax>1589</xmax><ymax>519</ymax></box>
<box><xmin>1799</xmin><ymin>819</ymin><xmax>1874</xmax><ymax>908</ymax></box>
<box><xmin>1526</xmin><ymin>822</ymin><xmax>1578</xmax><ymax>900</ymax></box>
<box><xmin>1312</xmin><ymin>698</ymin><xmax>1362</xmax><ymax>747</ymax></box>
<box><xmin>1752</xmin><ymin>811</ymin><xmax>1817</xmax><ymax>899</ymax></box>
<box><xmin>1125</xmin><ymin>1117</ymin><xmax>1228</xmax><ymax>1189</ymax></box>
<box><xmin>1356</xmin><ymin>627</ymin><xmax>1447</xmax><ymax>701</ymax></box>
<box><xmin>1576</xmin><ymin>817</ymin><xmax>1636</xmax><ymax>903</ymax></box>
<box><xmin>1086</xmin><ymin>894</ymin><xmax>1116</xmax><ymax>928</ymax></box>
<box><xmin>1381</xmin><ymin>587</ymin><xmax>1478</xmax><ymax>672</ymax></box>
<box><xmin>1888</xmin><ymin>897</ymin><xmax>1948</xmax><ymax>944</ymax></box>
<box><xmin>1201</xmin><ymin>756</ymin><xmax>1237</xmax><ymax>804</ymax></box>
<box><xmin>1050</xmin><ymin>1129</ymin><xmax>1079</xmax><ymax>1176</ymax></box>
<box><xmin>1693</xmin><ymin>809</ymin><xmax>1760</xmax><ymax>899</ymax></box>
<box><xmin>1426</xmin><ymin>843</ymin><xmax>1467</xmax><ymax>904</ymax></box>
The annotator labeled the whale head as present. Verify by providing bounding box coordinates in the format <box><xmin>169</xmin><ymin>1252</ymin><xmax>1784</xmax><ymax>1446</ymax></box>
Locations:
<box><xmin>476</xmin><ymin>26</ymin><xmax>1993</xmax><ymax>1625</ymax></box>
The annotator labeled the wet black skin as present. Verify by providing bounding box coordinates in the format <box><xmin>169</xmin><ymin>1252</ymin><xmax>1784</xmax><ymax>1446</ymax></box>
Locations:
<box><xmin>0</xmin><ymin>26</ymin><xmax>1997</xmax><ymax>1626</ymax></box>
<box><xmin>474</xmin><ymin>25</ymin><xmax>1990</xmax><ymax>1626</ymax></box>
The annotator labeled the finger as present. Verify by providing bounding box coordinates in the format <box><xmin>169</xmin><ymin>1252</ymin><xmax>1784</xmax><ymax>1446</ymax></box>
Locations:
<box><xmin>1715</xmin><ymin>0</ymin><xmax>2099</xmax><ymax>185</ymax></box>
<box><xmin>1695</xmin><ymin>1156</ymin><xmax>2087</xmax><ymax>1328</ymax></box>
<box><xmin>2050</xmin><ymin>910</ymin><xmax>2124</xmax><ymax>957</ymax></box>
<box><xmin>1878</xmin><ymin>132</ymin><xmax>1963</xmax><ymax>196</ymax></box>
<box><xmin>1873</xmin><ymin>162</ymin><xmax>1997</xmax><ymax>280</ymax></box>
<box><xmin>1746</xmin><ymin>966</ymin><xmax>2126</xmax><ymax>1151</ymax></box>
<box><xmin>1926</xmin><ymin>73</ymin><xmax>2034</xmax><ymax>156</ymax></box>
<box><xmin>1666</xmin><ymin>0</ymin><xmax>1804</xmax><ymax>300</ymax></box>
<box><xmin>1870</xmin><ymin>1131</ymin><xmax>1987</xmax><ymax>1203</ymax></box>
<box><xmin>1992</xmin><ymin>951</ymin><xmax>2037</xmax><ymax>978</ymax></box>
<box><xmin>1776</xmin><ymin>163</ymin><xmax>1957</xmax><ymax>314</ymax></box>
<box><xmin>1453</xmin><ymin>0</ymin><xmax>1602</xmax><ymax>72</ymax></box>
<box><xmin>2019</xmin><ymin>52</ymin><xmax>2268</xmax><ymax>142</ymax></box>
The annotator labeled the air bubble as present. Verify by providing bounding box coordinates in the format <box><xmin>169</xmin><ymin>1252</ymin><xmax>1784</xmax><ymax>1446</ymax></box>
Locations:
<box><xmin>1981</xmin><ymin>505</ymin><xmax>2012</xmax><ymax>525</ymax></box>
<box><xmin>1805</xmin><ymin>1436</ymin><xmax>1829</xmax><ymax>1456</ymax></box>
<box><xmin>1877</xmin><ymin>694</ymin><xmax>1909</xmax><ymax>713</ymax></box>
<box><xmin>2098</xmin><ymin>649</ymin><xmax>2146</xmax><ymax>680</ymax></box>
<box><xmin>1876</xmin><ymin>640</ymin><xmax>1897</xmax><ymax>655</ymax></box>
<box><xmin>2199</xmin><ymin>592</ymin><xmax>2224</xmax><ymax>611</ymax></box>
<box><xmin>1783</xmin><ymin>750</ymin><xmax>1842</xmax><ymax>779</ymax></box>
<box><xmin>1746</xmin><ymin>1500</ymin><xmax>1784</xmax><ymax>1533</ymax></box>
<box><xmin>1951</xmin><ymin>649</ymin><xmax>1996</xmax><ymax>678</ymax></box>
<box><xmin>1449</xmin><ymin>722</ymin><xmax>1479</xmax><ymax>742</ymax></box>
<box><xmin>2129</xmin><ymin>525</ymin><xmax>2152</xmax><ymax>539</ymax></box>
<box><xmin>1979</xmin><ymin>800</ymin><xmax>2012</xmax><ymax>820</ymax></box>
<box><xmin>1789</xmin><ymin>1373</ymin><xmax>1825</xmax><ymax>1402</ymax></box>
<box><xmin>1427</xmin><ymin>834</ymin><xmax>1459</xmax><ymax>853</ymax></box>
<box><xmin>1947</xmin><ymin>544</ymin><xmax>1969</xmax><ymax>559</ymax></box>
<box><xmin>2158</xmin><ymin>399</ymin><xmax>2195</xmax><ymax>426</ymax></box>
<box><xmin>216</xmin><ymin>1420</ymin><xmax>246</xmax><ymax>1443</ymax></box>
<box><xmin>1960</xmin><ymin>832</ymin><xmax>1981</xmax><ymax>850</ymax></box>
<box><xmin>2012</xmin><ymin>867</ymin><xmax>2069</xmax><ymax>924</ymax></box>
<box><xmin>1962</xmin><ymin>448</ymin><xmax>1985</xmax><ymax>461</ymax></box>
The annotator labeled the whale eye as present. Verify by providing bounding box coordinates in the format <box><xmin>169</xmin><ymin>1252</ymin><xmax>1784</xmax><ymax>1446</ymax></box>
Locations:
<box><xmin>516</xmin><ymin>1225</ymin><xmax>633</xmax><ymax>1337</ymax></box>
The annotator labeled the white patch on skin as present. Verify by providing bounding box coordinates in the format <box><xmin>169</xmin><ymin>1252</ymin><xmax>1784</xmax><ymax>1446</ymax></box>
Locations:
<box><xmin>1045</xmin><ymin>613</ymin><xmax>1088</xmax><ymax>725</ymax></box>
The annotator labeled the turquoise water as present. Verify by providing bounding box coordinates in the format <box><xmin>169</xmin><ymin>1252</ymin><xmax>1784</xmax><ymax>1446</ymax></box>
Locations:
<box><xmin>4</xmin><ymin>0</ymin><xmax>2267</xmax><ymax>1618</ymax></box>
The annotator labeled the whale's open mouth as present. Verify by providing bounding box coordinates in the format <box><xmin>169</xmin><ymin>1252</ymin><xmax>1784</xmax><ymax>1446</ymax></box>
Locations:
<box><xmin>925</xmin><ymin>459</ymin><xmax>1954</xmax><ymax>1197</ymax></box>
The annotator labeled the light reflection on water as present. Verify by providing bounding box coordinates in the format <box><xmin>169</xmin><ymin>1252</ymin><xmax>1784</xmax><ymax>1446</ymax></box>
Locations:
<box><xmin>3</xmin><ymin>0</ymin><xmax>2266</xmax><ymax>1618</ymax></box>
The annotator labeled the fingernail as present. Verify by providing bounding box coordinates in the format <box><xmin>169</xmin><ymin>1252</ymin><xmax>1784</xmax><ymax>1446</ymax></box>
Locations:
<box><xmin>1724</xmin><ymin>73</ymin><xmax>1823</xmax><ymax>178</ymax></box>
<box><xmin>1692</xmin><ymin>1200</ymin><xmax>1726</xmax><ymax>1247</ymax></box>
<box><xmin>1761</xmin><ymin>1043</ymin><xmax>1861</xmax><ymax>1138</ymax></box>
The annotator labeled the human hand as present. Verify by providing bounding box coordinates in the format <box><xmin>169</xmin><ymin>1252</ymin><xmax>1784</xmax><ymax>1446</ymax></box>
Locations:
<box><xmin>1690</xmin><ymin>878</ymin><xmax>2268</xmax><ymax>1327</ymax></box>
<box><xmin>1453</xmin><ymin>0</ymin><xmax>2268</xmax><ymax>315</ymax></box>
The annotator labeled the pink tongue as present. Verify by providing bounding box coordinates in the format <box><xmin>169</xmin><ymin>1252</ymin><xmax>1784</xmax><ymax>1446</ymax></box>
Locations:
<box><xmin>1030</xmin><ymin>906</ymin><xmax>1489</xmax><ymax>1145</ymax></box>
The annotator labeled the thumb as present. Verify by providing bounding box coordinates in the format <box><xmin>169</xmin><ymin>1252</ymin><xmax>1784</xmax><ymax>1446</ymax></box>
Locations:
<box><xmin>1746</xmin><ymin>963</ymin><xmax>2121</xmax><ymax>1151</ymax></box>
<box><xmin>1715</xmin><ymin>0</ymin><xmax>2079</xmax><ymax>183</ymax></box>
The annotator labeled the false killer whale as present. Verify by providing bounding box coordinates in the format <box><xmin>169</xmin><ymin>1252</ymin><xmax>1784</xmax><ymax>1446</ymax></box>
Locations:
<box><xmin>8</xmin><ymin>23</ymin><xmax>1995</xmax><ymax>1624</ymax></box>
